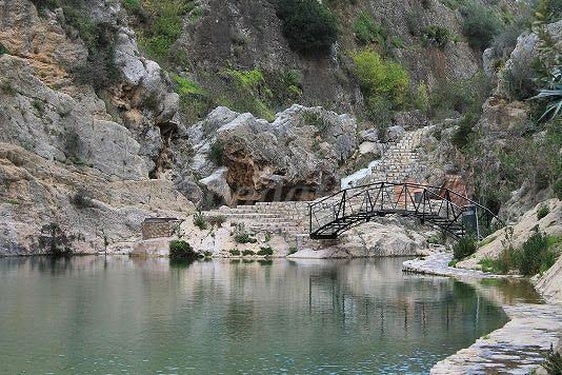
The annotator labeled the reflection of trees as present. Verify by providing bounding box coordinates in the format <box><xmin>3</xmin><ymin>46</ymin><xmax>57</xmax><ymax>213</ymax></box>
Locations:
<box><xmin>0</xmin><ymin>256</ymin><xmax>513</xmax><ymax>374</ymax></box>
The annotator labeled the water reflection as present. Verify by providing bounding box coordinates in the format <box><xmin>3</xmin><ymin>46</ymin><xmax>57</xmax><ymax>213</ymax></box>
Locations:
<box><xmin>0</xmin><ymin>256</ymin><xmax>539</xmax><ymax>375</ymax></box>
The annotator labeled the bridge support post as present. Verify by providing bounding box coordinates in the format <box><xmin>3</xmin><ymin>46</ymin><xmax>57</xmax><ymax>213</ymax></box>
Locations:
<box><xmin>462</xmin><ymin>204</ymin><xmax>479</xmax><ymax>238</ymax></box>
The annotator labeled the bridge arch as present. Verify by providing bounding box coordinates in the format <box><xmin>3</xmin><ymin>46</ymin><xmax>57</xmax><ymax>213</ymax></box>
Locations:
<box><xmin>308</xmin><ymin>182</ymin><xmax>502</xmax><ymax>240</ymax></box>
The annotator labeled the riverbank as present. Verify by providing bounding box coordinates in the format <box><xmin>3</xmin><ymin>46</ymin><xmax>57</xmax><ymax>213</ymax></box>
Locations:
<box><xmin>403</xmin><ymin>252</ymin><xmax>562</xmax><ymax>374</ymax></box>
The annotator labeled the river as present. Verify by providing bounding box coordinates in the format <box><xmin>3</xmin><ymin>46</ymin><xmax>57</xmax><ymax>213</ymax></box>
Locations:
<box><xmin>0</xmin><ymin>256</ymin><xmax>540</xmax><ymax>374</ymax></box>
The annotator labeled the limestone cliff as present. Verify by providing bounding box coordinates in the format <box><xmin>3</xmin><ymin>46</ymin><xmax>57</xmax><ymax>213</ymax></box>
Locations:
<box><xmin>0</xmin><ymin>0</ymin><xmax>195</xmax><ymax>255</ymax></box>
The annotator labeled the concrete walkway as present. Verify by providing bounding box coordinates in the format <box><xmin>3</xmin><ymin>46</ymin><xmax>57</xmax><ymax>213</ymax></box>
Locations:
<box><xmin>403</xmin><ymin>253</ymin><xmax>562</xmax><ymax>375</ymax></box>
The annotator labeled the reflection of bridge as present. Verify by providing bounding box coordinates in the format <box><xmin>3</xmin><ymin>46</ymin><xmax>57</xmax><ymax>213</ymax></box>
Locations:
<box><xmin>309</xmin><ymin>181</ymin><xmax>502</xmax><ymax>240</ymax></box>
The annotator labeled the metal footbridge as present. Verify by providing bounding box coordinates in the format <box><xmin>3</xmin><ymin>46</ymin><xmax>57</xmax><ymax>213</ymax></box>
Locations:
<box><xmin>308</xmin><ymin>181</ymin><xmax>502</xmax><ymax>240</ymax></box>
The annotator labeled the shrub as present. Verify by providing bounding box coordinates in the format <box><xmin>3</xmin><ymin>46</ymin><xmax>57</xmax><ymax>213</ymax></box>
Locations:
<box><xmin>553</xmin><ymin>179</ymin><xmax>562</xmax><ymax>200</ymax></box>
<box><xmin>136</xmin><ymin>0</ymin><xmax>196</xmax><ymax>62</ymax></box>
<box><xmin>534</xmin><ymin>0</ymin><xmax>562</xmax><ymax>23</ymax></box>
<box><xmin>461</xmin><ymin>3</ymin><xmax>502</xmax><ymax>51</ymax></box>
<box><xmin>242</xmin><ymin>249</ymin><xmax>255</xmax><ymax>256</ymax></box>
<box><xmin>542</xmin><ymin>344</ymin><xmax>562</xmax><ymax>375</ymax></box>
<box><xmin>365</xmin><ymin>96</ymin><xmax>393</xmax><ymax>136</ymax></box>
<box><xmin>302</xmin><ymin>112</ymin><xmax>330</xmax><ymax>133</ymax></box>
<box><xmin>234</xmin><ymin>233</ymin><xmax>257</xmax><ymax>244</ymax></box>
<box><xmin>413</xmin><ymin>82</ymin><xmax>430</xmax><ymax>112</ymax></box>
<box><xmin>531</xmin><ymin>70</ymin><xmax>562</xmax><ymax>121</ymax></box>
<box><xmin>516</xmin><ymin>230</ymin><xmax>557</xmax><ymax>276</ymax></box>
<box><xmin>352</xmin><ymin>49</ymin><xmax>409</xmax><ymax>108</ymax></box>
<box><xmin>537</xmin><ymin>204</ymin><xmax>551</xmax><ymax>220</ymax></box>
<box><xmin>353</xmin><ymin>12</ymin><xmax>385</xmax><ymax>45</ymax></box>
<box><xmin>193</xmin><ymin>211</ymin><xmax>208</xmax><ymax>230</ymax></box>
<box><xmin>70</xmin><ymin>188</ymin><xmax>94</xmax><ymax>209</ymax></box>
<box><xmin>219</xmin><ymin>68</ymin><xmax>275</xmax><ymax>121</ymax></box>
<box><xmin>288</xmin><ymin>246</ymin><xmax>297</xmax><ymax>255</ymax></box>
<box><xmin>451</xmin><ymin>112</ymin><xmax>478</xmax><ymax>150</ymax></box>
<box><xmin>422</xmin><ymin>25</ymin><xmax>451</xmax><ymax>49</ymax></box>
<box><xmin>208</xmin><ymin>140</ymin><xmax>224</xmax><ymax>165</ymax></box>
<box><xmin>0</xmin><ymin>43</ymin><xmax>7</xmax><ymax>55</ymax></box>
<box><xmin>453</xmin><ymin>235</ymin><xmax>477</xmax><ymax>260</ymax></box>
<box><xmin>169</xmin><ymin>240</ymin><xmax>197</xmax><ymax>260</ymax></box>
<box><xmin>277</xmin><ymin>0</ymin><xmax>338</xmax><ymax>54</ymax></box>
<box><xmin>229</xmin><ymin>249</ymin><xmax>240</xmax><ymax>256</ymax></box>
<box><xmin>257</xmin><ymin>246</ymin><xmax>274</xmax><ymax>256</ymax></box>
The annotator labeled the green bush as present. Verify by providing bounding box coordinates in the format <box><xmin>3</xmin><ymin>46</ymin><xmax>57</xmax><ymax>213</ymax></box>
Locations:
<box><xmin>257</xmin><ymin>246</ymin><xmax>274</xmax><ymax>256</ymax></box>
<box><xmin>242</xmin><ymin>249</ymin><xmax>255</xmax><ymax>256</ymax></box>
<box><xmin>532</xmin><ymin>72</ymin><xmax>562</xmax><ymax>121</ymax></box>
<box><xmin>353</xmin><ymin>11</ymin><xmax>385</xmax><ymax>45</ymax></box>
<box><xmin>70</xmin><ymin>188</ymin><xmax>94</xmax><ymax>209</ymax></box>
<box><xmin>543</xmin><ymin>344</ymin><xmax>562</xmax><ymax>375</ymax></box>
<box><xmin>534</xmin><ymin>0</ymin><xmax>562</xmax><ymax>23</ymax></box>
<box><xmin>516</xmin><ymin>230</ymin><xmax>557</xmax><ymax>276</ymax></box>
<box><xmin>537</xmin><ymin>204</ymin><xmax>551</xmax><ymax>220</ymax></box>
<box><xmin>234</xmin><ymin>233</ymin><xmax>257</xmax><ymax>244</ymax></box>
<box><xmin>422</xmin><ymin>25</ymin><xmax>451</xmax><ymax>49</ymax></box>
<box><xmin>451</xmin><ymin>112</ymin><xmax>478</xmax><ymax>150</ymax></box>
<box><xmin>229</xmin><ymin>249</ymin><xmax>240</xmax><ymax>256</ymax></box>
<box><xmin>302</xmin><ymin>112</ymin><xmax>330</xmax><ymax>133</ymax></box>
<box><xmin>169</xmin><ymin>240</ymin><xmax>197</xmax><ymax>259</ymax></box>
<box><xmin>461</xmin><ymin>3</ymin><xmax>502</xmax><ymax>51</ymax></box>
<box><xmin>193</xmin><ymin>211</ymin><xmax>208</xmax><ymax>230</ymax></box>
<box><xmin>553</xmin><ymin>179</ymin><xmax>562</xmax><ymax>200</ymax></box>
<box><xmin>288</xmin><ymin>246</ymin><xmax>297</xmax><ymax>255</ymax></box>
<box><xmin>137</xmin><ymin>1</ymin><xmax>196</xmax><ymax>61</ymax></box>
<box><xmin>0</xmin><ymin>43</ymin><xmax>7</xmax><ymax>56</ymax></box>
<box><xmin>453</xmin><ymin>235</ymin><xmax>477</xmax><ymax>260</ymax></box>
<box><xmin>208</xmin><ymin>140</ymin><xmax>224</xmax><ymax>165</ymax></box>
<box><xmin>277</xmin><ymin>0</ymin><xmax>338</xmax><ymax>54</ymax></box>
<box><xmin>219</xmin><ymin>68</ymin><xmax>275</xmax><ymax>121</ymax></box>
<box><xmin>352</xmin><ymin>48</ymin><xmax>409</xmax><ymax>108</ymax></box>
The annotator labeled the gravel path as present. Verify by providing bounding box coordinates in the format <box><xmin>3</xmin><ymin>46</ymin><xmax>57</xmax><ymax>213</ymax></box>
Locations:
<box><xmin>402</xmin><ymin>252</ymin><xmax>562</xmax><ymax>375</ymax></box>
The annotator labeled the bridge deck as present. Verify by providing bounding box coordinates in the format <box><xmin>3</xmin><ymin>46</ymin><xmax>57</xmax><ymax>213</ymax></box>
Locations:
<box><xmin>308</xmin><ymin>181</ymin><xmax>500</xmax><ymax>240</ymax></box>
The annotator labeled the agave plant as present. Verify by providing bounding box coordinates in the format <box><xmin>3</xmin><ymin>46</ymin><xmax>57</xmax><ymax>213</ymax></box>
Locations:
<box><xmin>532</xmin><ymin>67</ymin><xmax>562</xmax><ymax>121</ymax></box>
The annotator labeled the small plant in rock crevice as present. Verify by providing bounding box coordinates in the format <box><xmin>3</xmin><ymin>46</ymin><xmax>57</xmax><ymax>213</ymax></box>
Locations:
<box><xmin>537</xmin><ymin>203</ymin><xmax>551</xmax><ymax>220</ymax></box>
<box><xmin>193</xmin><ymin>211</ymin><xmax>208</xmax><ymax>230</ymax></box>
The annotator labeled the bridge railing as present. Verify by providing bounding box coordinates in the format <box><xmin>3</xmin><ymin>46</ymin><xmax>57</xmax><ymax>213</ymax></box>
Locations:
<box><xmin>309</xmin><ymin>181</ymin><xmax>502</xmax><ymax>239</ymax></box>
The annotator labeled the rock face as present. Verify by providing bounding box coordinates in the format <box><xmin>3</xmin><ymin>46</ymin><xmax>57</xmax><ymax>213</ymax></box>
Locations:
<box><xmin>0</xmin><ymin>144</ymin><xmax>194</xmax><ymax>255</ymax></box>
<box><xmin>0</xmin><ymin>0</ymin><xmax>195</xmax><ymax>255</ymax></box>
<box><xmin>184</xmin><ymin>105</ymin><xmax>358</xmax><ymax>205</ymax></box>
<box><xmin>178</xmin><ymin>0</ymin><xmax>480</xmax><ymax>114</ymax></box>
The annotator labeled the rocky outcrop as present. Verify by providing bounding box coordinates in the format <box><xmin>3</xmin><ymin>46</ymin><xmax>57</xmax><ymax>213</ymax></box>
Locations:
<box><xmin>183</xmin><ymin>105</ymin><xmax>358</xmax><ymax>205</ymax></box>
<box><xmin>291</xmin><ymin>218</ymin><xmax>434</xmax><ymax>258</ymax></box>
<box><xmin>0</xmin><ymin>143</ymin><xmax>195</xmax><ymax>255</ymax></box>
<box><xmin>177</xmin><ymin>0</ymin><xmax>480</xmax><ymax>115</ymax></box>
<box><xmin>0</xmin><ymin>0</ymin><xmax>197</xmax><ymax>255</ymax></box>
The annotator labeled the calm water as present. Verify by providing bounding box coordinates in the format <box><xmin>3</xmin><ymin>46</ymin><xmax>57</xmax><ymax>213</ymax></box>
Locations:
<box><xmin>0</xmin><ymin>256</ymin><xmax>539</xmax><ymax>374</ymax></box>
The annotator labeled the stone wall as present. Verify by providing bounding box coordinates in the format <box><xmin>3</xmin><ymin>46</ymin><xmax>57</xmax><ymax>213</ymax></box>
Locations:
<box><xmin>141</xmin><ymin>218</ymin><xmax>182</xmax><ymax>240</ymax></box>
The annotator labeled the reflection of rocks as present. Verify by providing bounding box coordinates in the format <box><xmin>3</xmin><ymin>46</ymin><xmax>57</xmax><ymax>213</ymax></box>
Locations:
<box><xmin>184</xmin><ymin>105</ymin><xmax>357</xmax><ymax>205</ymax></box>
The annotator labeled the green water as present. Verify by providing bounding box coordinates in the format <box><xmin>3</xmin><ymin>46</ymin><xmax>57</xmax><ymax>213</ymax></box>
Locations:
<box><xmin>0</xmin><ymin>256</ymin><xmax>536</xmax><ymax>374</ymax></box>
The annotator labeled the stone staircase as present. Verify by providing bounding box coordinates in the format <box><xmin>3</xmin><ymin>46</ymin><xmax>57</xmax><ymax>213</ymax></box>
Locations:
<box><xmin>205</xmin><ymin>201</ymin><xmax>327</xmax><ymax>249</ymax></box>
<box><xmin>347</xmin><ymin>126</ymin><xmax>434</xmax><ymax>187</ymax></box>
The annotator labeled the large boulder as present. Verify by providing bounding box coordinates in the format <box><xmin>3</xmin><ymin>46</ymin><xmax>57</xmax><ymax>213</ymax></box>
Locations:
<box><xmin>185</xmin><ymin>105</ymin><xmax>358</xmax><ymax>205</ymax></box>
